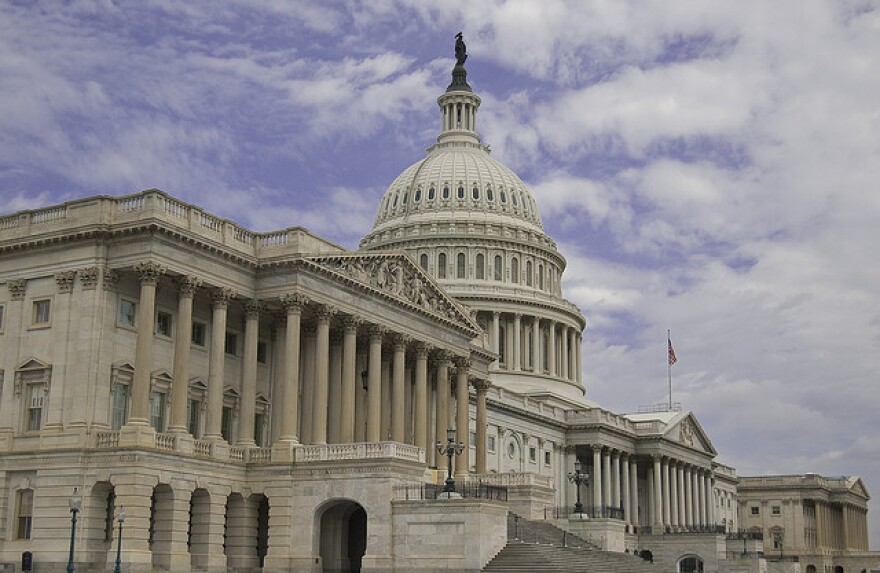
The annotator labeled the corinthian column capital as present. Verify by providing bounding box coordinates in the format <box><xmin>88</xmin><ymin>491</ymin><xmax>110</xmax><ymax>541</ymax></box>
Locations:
<box><xmin>134</xmin><ymin>261</ymin><xmax>166</xmax><ymax>285</ymax></box>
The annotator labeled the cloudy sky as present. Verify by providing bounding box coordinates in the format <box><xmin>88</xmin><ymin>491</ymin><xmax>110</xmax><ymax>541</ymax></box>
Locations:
<box><xmin>2</xmin><ymin>0</ymin><xmax>879</xmax><ymax>547</ymax></box>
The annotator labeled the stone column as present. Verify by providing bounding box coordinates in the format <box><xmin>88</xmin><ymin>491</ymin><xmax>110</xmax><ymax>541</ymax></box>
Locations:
<box><xmin>366</xmin><ymin>326</ymin><xmax>384</xmax><ymax>442</ymax></box>
<box><xmin>491</xmin><ymin>312</ymin><xmax>500</xmax><ymax>355</ymax></box>
<box><xmin>512</xmin><ymin>313</ymin><xmax>522</xmax><ymax>371</ymax></box>
<box><xmin>205</xmin><ymin>288</ymin><xmax>233</xmax><ymax>441</ymax></box>
<box><xmin>276</xmin><ymin>293</ymin><xmax>306</xmax><ymax>446</ymax></box>
<box><xmin>560</xmin><ymin>325</ymin><xmax>569</xmax><ymax>380</ymax></box>
<box><xmin>434</xmin><ymin>356</ymin><xmax>451</xmax><ymax>461</ymax></box>
<box><xmin>592</xmin><ymin>446</ymin><xmax>602</xmax><ymax>512</ymax></box>
<box><xmin>454</xmin><ymin>357</ymin><xmax>470</xmax><ymax>478</ymax></box>
<box><xmin>669</xmin><ymin>461</ymin><xmax>679</xmax><ymax>528</ymax></box>
<box><xmin>413</xmin><ymin>343</ymin><xmax>429</xmax><ymax>451</ymax></box>
<box><xmin>237</xmin><ymin>300</ymin><xmax>260</xmax><ymax>446</ymax></box>
<box><xmin>683</xmin><ymin>465</ymin><xmax>692</xmax><ymax>528</ymax></box>
<box><xmin>576</xmin><ymin>332</ymin><xmax>583</xmax><ymax>385</ymax></box>
<box><xmin>169</xmin><ymin>276</ymin><xmax>200</xmax><ymax>433</ymax></box>
<box><xmin>621</xmin><ymin>453</ymin><xmax>631</xmax><ymax>523</ymax></box>
<box><xmin>662</xmin><ymin>458</ymin><xmax>671</xmax><ymax>527</ymax></box>
<box><xmin>705</xmin><ymin>472</ymin><xmax>714</xmax><ymax>526</ymax></box>
<box><xmin>548</xmin><ymin>321</ymin><xmax>557</xmax><ymax>376</ymax></box>
<box><xmin>327</xmin><ymin>332</ymin><xmax>343</xmax><ymax>444</ymax></box>
<box><xmin>129</xmin><ymin>262</ymin><xmax>166</xmax><ymax>426</ymax></box>
<box><xmin>677</xmin><ymin>463</ymin><xmax>686</xmax><ymax>528</ymax></box>
<box><xmin>391</xmin><ymin>334</ymin><xmax>409</xmax><ymax>443</ymax></box>
<box><xmin>612</xmin><ymin>450</ymin><xmax>621</xmax><ymax>509</ymax></box>
<box><xmin>602</xmin><ymin>449</ymin><xmax>611</xmax><ymax>511</ymax></box>
<box><xmin>311</xmin><ymin>306</ymin><xmax>335</xmax><ymax>444</ymax></box>
<box><xmin>569</xmin><ymin>329</ymin><xmax>578</xmax><ymax>381</ymax></box>
<box><xmin>629</xmin><ymin>457</ymin><xmax>639</xmax><ymax>527</ymax></box>
<box><xmin>531</xmin><ymin>317</ymin><xmax>541</xmax><ymax>373</ymax></box>
<box><xmin>653</xmin><ymin>455</ymin><xmax>663</xmax><ymax>529</ymax></box>
<box><xmin>474</xmin><ymin>379</ymin><xmax>490</xmax><ymax>474</ymax></box>
<box><xmin>339</xmin><ymin>317</ymin><xmax>360</xmax><ymax>443</ymax></box>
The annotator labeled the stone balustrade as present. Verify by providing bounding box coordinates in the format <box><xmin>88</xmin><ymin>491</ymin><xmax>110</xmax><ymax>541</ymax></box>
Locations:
<box><xmin>295</xmin><ymin>442</ymin><xmax>425</xmax><ymax>464</ymax></box>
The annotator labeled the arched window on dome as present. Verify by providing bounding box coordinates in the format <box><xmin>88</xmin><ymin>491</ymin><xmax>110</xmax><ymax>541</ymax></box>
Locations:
<box><xmin>526</xmin><ymin>261</ymin><xmax>533</xmax><ymax>286</ymax></box>
<box><xmin>438</xmin><ymin>253</ymin><xmax>447</xmax><ymax>279</ymax></box>
<box><xmin>487</xmin><ymin>186</ymin><xmax>494</xmax><ymax>202</ymax></box>
<box><xmin>428</xmin><ymin>186</ymin><xmax>436</xmax><ymax>201</ymax></box>
<box><xmin>511</xmin><ymin>192</ymin><xmax>518</xmax><ymax>207</ymax></box>
<box><xmin>511</xmin><ymin>257</ymin><xmax>519</xmax><ymax>284</ymax></box>
<box><xmin>457</xmin><ymin>184</ymin><xmax>465</xmax><ymax>199</ymax></box>
<box><xmin>402</xmin><ymin>191</ymin><xmax>409</xmax><ymax>204</ymax></box>
<box><xmin>419</xmin><ymin>254</ymin><xmax>428</xmax><ymax>271</ymax></box>
<box><xmin>414</xmin><ymin>188</ymin><xmax>422</xmax><ymax>203</ymax></box>
<box><xmin>523</xmin><ymin>198</ymin><xmax>530</xmax><ymax>213</ymax></box>
<box><xmin>498</xmin><ymin>325</ymin><xmax>506</xmax><ymax>365</ymax></box>
<box><xmin>500</xmin><ymin>190</ymin><xmax>507</xmax><ymax>204</ymax></box>
<box><xmin>392</xmin><ymin>193</ymin><xmax>399</xmax><ymax>207</ymax></box>
<box><xmin>457</xmin><ymin>253</ymin><xmax>466</xmax><ymax>278</ymax></box>
<box><xmin>472</xmin><ymin>185</ymin><xmax>479</xmax><ymax>200</ymax></box>
<box><xmin>442</xmin><ymin>185</ymin><xmax>450</xmax><ymax>199</ymax></box>
<box><xmin>538</xmin><ymin>264</ymin><xmax>545</xmax><ymax>290</ymax></box>
<box><xmin>494</xmin><ymin>255</ymin><xmax>503</xmax><ymax>281</ymax></box>
<box><xmin>475</xmin><ymin>253</ymin><xmax>485</xmax><ymax>279</ymax></box>
<box><xmin>542</xmin><ymin>331</ymin><xmax>549</xmax><ymax>371</ymax></box>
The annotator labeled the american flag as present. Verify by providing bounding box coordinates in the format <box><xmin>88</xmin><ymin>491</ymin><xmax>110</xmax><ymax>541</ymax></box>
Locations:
<box><xmin>668</xmin><ymin>336</ymin><xmax>678</xmax><ymax>366</ymax></box>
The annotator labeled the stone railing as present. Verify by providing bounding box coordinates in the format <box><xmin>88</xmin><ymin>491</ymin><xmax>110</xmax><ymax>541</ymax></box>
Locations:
<box><xmin>0</xmin><ymin>189</ymin><xmax>345</xmax><ymax>259</ymax></box>
<box><xmin>295</xmin><ymin>441</ymin><xmax>425</xmax><ymax>464</ymax></box>
<box><xmin>95</xmin><ymin>431</ymin><xmax>119</xmax><ymax>448</ymax></box>
<box><xmin>155</xmin><ymin>433</ymin><xmax>175</xmax><ymax>451</ymax></box>
<box><xmin>193</xmin><ymin>439</ymin><xmax>212</xmax><ymax>457</ymax></box>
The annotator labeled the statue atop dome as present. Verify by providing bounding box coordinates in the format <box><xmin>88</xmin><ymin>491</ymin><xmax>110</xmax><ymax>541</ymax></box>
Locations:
<box><xmin>455</xmin><ymin>32</ymin><xmax>467</xmax><ymax>66</ymax></box>
<box><xmin>447</xmin><ymin>31</ymin><xmax>473</xmax><ymax>92</ymax></box>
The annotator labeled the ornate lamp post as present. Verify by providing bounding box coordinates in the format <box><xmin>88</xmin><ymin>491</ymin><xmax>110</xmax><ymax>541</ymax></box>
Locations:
<box><xmin>66</xmin><ymin>488</ymin><xmax>82</xmax><ymax>573</ymax></box>
<box><xmin>114</xmin><ymin>506</ymin><xmax>125</xmax><ymax>573</ymax></box>
<box><xmin>567</xmin><ymin>461</ymin><xmax>588</xmax><ymax>515</ymax></box>
<box><xmin>436</xmin><ymin>428</ymin><xmax>465</xmax><ymax>494</ymax></box>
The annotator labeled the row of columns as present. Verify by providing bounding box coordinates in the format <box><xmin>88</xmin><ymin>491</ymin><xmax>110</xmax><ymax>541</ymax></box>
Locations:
<box><xmin>486</xmin><ymin>311</ymin><xmax>582</xmax><ymax>384</ymax></box>
<box><xmin>813</xmin><ymin>500</ymin><xmax>869</xmax><ymax>551</ymax></box>
<box><xmin>649</xmin><ymin>454</ymin><xmax>715</xmax><ymax>530</ymax></box>
<box><xmin>123</xmin><ymin>264</ymin><xmax>492</xmax><ymax>474</ymax></box>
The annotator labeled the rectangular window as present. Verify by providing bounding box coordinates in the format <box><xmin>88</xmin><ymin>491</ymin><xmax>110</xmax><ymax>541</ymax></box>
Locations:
<box><xmin>469</xmin><ymin>431</ymin><xmax>476</xmax><ymax>447</ymax></box>
<box><xmin>254</xmin><ymin>413</ymin><xmax>264</xmax><ymax>446</ymax></box>
<box><xmin>544</xmin><ymin>451</ymin><xmax>551</xmax><ymax>466</ymax></box>
<box><xmin>529</xmin><ymin>446</ymin><xmax>537</xmax><ymax>463</ymax></box>
<box><xmin>111</xmin><ymin>384</ymin><xmax>129</xmax><ymax>430</ymax></box>
<box><xmin>221</xmin><ymin>406</ymin><xmax>233</xmax><ymax>441</ymax></box>
<box><xmin>156</xmin><ymin>311</ymin><xmax>172</xmax><ymax>337</ymax></box>
<box><xmin>27</xmin><ymin>383</ymin><xmax>45</xmax><ymax>431</ymax></box>
<box><xmin>32</xmin><ymin>299</ymin><xmax>51</xmax><ymax>325</ymax></box>
<box><xmin>16</xmin><ymin>489</ymin><xmax>34</xmax><ymax>540</ymax></box>
<box><xmin>0</xmin><ymin>303</ymin><xmax>5</xmax><ymax>332</ymax></box>
<box><xmin>487</xmin><ymin>435</ymin><xmax>496</xmax><ymax>453</ymax></box>
<box><xmin>149</xmin><ymin>392</ymin><xmax>166</xmax><ymax>432</ymax></box>
<box><xmin>225</xmin><ymin>332</ymin><xmax>238</xmax><ymax>355</ymax></box>
<box><xmin>751</xmin><ymin>506</ymin><xmax>760</xmax><ymax>515</ymax></box>
<box><xmin>257</xmin><ymin>341</ymin><xmax>268</xmax><ymax>364</ymax></box>
<box><xmin>772</xmin><ymin>506</ymin><xmax>781</xmax><ymax>516</ymax></box>
<box><xmin>191</xmin><ymin>322</ymin><xmax>206</xmax><ymax>346</ymax></box>
<box><xmin>187</xmin><ymin>399</ymin><xmax>201</xmax><ymax>437</ymax></box>
<box><xmin>118</xmin><ymin>299</ymin><xmax>136</xmax><ymax>327</ymax></box>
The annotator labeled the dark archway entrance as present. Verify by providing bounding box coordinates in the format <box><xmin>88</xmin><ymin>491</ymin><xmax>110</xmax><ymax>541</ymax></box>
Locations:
<box><xmin>679</xmin><ymin>555</ymin><xmax>704</xmax><ymax>573</ymax></box>
<box><xmin>318</xmin><ymin>500</ymin><xmax>367</xmax><ymax>573</ymax></box>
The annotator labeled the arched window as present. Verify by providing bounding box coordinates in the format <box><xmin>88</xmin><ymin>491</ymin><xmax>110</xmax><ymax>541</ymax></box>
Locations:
<box><xmin>538</xmin><ymin>264</ymin><xmax>545</xmax><ymax>290</ymax></box>
<box><xmin>438</xmin><ymin>253</ymin><xmax>447</xmax><ymax>279</ymax></box>
<box><xmin>414</xmin><ymin>188</ymin><xmax>422</xmax><ymax>202</ymax></box>
<box><xmin>428</xmin><ymin>186</ymin><xmax>436</xmax><ymax>200</ymax></box>
<box><xmin>498</xmin><ymin>326</ymin><xmax>506</xmax><ymax>365</ymax></box>
<box><xmin>402</xmin><ymin>191</ymin><xmax>408</xmax><ymax>204</ymax></box>
<box><xmin>472</xmin><ymin>185</ymin><xmax>479</xmax><ymax>200</ymax></box>
<box><xmin>475</xmin><ymin>253</ymin><xmax>485</xmax><ymax>279</ymax></box>
<box><xmin>487</xmin><ymin>186</ymin><xmax>494</xmax><ymax>201</ymax></box>
<box><xmin>392</xmin><ymin>194</ymin><xmax>398</xmax><ymax>207</ymax></box>
<box><xmin>494</xmin><ymin>255</ymin><xmax>503</xmax><ymax>281</ymax></box>
<box><xmin>500</xmin><ymin>190</ymin><xmax>507</xmax><ymax>204</ymax></box>
<box><xmin>457</xmin><ymin>253</ymin><xmax>466</xmax><ymax>278</ymax></box>
<box><xmin>511</xmin><ymin>257</ymin><xmax>519</xmax><ymax>283</ymax></box>
<box><xmin>511</xmin><ymin>192</ymin><xmax>518</xmax><ymax>206</ymax></box>
<box><xmin>442</xmin><ymin>185</ymin><xmax>450</xmax><ymax>199</ymax></box>
<box><xmin>457</xmin><ymin>184</ymin><xmax>465</xmax><ymax>199</ymax></box>
<box><xmin>419</xmin><ymin>254</ymin><xmax>428</xmax><ymax>270</ymax></box>
<box><xmin>526</xmin><ymin>261</ymin><xmax>533</xmax><ymax>286</ymax></box>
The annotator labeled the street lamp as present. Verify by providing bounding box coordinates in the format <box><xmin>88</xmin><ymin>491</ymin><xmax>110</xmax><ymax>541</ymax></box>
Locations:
<box><xmin>114</xmin><ymin>506</ymin><xmax>125</xmax><ymax>573</ymax></box>
<box><xmin>436</xmin><ymin>428</ymin><xmax>465</xmax><ymax>494</ymax></box>
<box><xmin>67</xmin><ymin>487</ymin><xmax>82</xmax><ymax>573</ymax></box>
<box><xmin>567</xmin><ymin>461</ymin><xmax>588</xmax><ymax>515</ymax></box>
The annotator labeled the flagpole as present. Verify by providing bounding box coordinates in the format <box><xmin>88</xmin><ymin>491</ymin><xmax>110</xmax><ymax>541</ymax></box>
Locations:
<box><xmin>668</xmin><ymin>330</ymin><xmax>673</xmax><ymax>411</ymax></box>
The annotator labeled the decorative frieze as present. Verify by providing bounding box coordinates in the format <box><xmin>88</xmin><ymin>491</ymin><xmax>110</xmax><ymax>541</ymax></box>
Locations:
<box><xmin>54</xmin><ymin>270</ymin><xmax>75</xmax><ymax>293</ymax></box>
<box><xmin>77</xmin><ymin>266</ymin><xmax>100</xmax><ymax>290</ymax></box>
<box><xmin>7</xmin><ymin>278</ymin><xmax>25</xmax><ymax>300</ymax></box>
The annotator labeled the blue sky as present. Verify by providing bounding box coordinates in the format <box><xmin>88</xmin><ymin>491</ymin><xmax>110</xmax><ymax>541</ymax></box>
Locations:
<box><xmin>3</xmin><ymin>0</ymin><xmax>880</xmax><ymax>546</ymax></box>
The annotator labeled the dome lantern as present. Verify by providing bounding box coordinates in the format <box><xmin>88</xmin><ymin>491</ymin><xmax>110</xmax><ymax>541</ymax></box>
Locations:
<box><xmin>438</xmin><ymin>32</ymin><xmax>481</xmax><ymax>146</ymax></box>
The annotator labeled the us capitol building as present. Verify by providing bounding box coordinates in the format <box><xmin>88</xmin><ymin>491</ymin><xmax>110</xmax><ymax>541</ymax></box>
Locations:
<box><xmin>0</xmin><ymin>39</ymin><xmax>875</xmax><ymax>573</ymax></box>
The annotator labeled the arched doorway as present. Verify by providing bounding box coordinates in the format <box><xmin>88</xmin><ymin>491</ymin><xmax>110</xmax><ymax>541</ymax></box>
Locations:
<box><xmin>679</xmin><ymin>555</ymin><xmax>704</xmax><ymax>573</ymax></box>
<box><xmin>805</xmin><ymin>565</ymin><xmax>817</xmax><ymax>573</ymax></box>
<box><xmin>318</xmin><ymin>500</ymin><xmax>367</xmax><ymax>573</ymax></box>
<box><xmin>834</xmin><ymin>567</ymin><xmax>844</xmax><ymax>573</ymax></box>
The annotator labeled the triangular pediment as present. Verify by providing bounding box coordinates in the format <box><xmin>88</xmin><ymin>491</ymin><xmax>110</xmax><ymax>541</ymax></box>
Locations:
<box><xmin>16</xmin><ymin>357</ymin><xmax>51</xmax><ymax>372</ymax></box>
<box><xmin>304</xmin><ymin>252</ymin><xmax>479</xmax><ymax>334</ymax></box>
<box><xmin>664</xmin><ymin>411</ymin><xmax>717</xmax><ymax>455</ymax></box>
<box><xmin>848</xmin><ymin>477</ymin><xmax>870</xmax><ymax>500</ymax></box>
<box><xmin>151</xmin><ymin>369</ymin><xmax>173</xmax><ymax>382</ymax></box>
